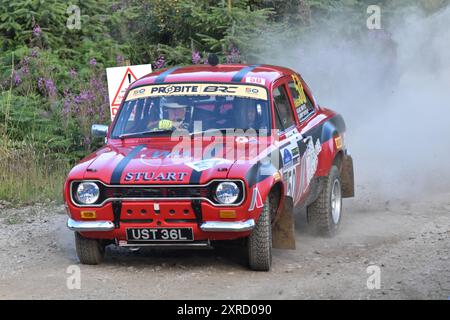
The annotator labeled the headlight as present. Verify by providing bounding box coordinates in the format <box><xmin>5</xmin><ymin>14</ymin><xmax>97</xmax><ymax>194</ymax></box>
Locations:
<box><xmin>215</xmin><ymin>182</ymin><xmax>240</xmax><ymax>205</ymax></box>
<box><xmin>76</xmin><ymin>182</ymin><xmax>100</xmax><ymax>205</ymax></box>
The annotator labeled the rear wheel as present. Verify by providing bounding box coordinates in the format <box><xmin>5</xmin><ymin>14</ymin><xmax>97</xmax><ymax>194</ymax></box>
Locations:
<box><xmin>75</xmin><ymin>232</ymin><xmax>105</xmax><ymax>265</ymax></box>
<box><xmin>307</xmin><ymin>165</ymin><xmax>342</xmax><ymax>237</ymax></box>
<box><xmin>247</xmin><ymin>197</ymin><xmax>272</xmax><ymax>271</ymax></box>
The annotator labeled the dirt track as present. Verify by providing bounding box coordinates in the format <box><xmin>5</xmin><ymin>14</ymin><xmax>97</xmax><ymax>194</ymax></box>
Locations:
<box><xmin>0</xmin><ymin>191</ymin><xmax>449</xmax><ymax>300</ymax></box>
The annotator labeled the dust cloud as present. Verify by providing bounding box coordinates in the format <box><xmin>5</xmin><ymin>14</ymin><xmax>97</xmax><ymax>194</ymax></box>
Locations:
<box><xmin>249</xmin><ymin>3</ymin><xmax>450</xmax><ymax>203</ymax></box>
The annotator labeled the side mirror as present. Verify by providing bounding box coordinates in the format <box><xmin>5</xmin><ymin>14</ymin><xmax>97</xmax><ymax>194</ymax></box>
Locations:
<box><xmin>91</xmin><ymin>124</ymin><xmax>108</xmax><ymax>138</ymax></box>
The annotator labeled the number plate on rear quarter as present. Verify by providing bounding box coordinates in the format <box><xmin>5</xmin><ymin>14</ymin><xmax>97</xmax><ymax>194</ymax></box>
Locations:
<box><xmin>126</xmin><ymin>228</ymin><xmax>194</xmax><ymax>242</ymax></box>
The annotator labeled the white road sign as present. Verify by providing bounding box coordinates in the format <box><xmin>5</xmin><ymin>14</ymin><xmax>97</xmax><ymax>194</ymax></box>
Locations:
<box><xmin>106</xmin><ymin>64</ymin><xmax>152</xmax><ymax>121</ymax></box>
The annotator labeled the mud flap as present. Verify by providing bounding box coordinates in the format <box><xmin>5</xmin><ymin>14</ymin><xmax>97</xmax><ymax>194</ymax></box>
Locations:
<box><xmin>272</xmin><ymin>198</ymin><xmax>296</xmax><ymax>249</ymax></box>
<box><xmin>341</xmin><ymin>154</ymin><xmax>355</xmax><ymax>198</ymax></box>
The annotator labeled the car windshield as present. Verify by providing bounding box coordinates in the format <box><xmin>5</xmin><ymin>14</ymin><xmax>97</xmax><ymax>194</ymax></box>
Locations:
<box><xmin>110</xmin><ymin>83</ymin><xmax>270</xmax><ymax>138</ymax></box>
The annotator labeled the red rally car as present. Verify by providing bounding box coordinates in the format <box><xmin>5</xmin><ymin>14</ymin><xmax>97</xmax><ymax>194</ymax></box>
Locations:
<box><xmin>64</xmin><ymin>61</ymin><xmax>355</xmax><ymax>271</ymax></box>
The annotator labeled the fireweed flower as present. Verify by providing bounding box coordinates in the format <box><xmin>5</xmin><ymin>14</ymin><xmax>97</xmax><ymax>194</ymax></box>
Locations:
<box><xmin>153</xmin><ymin>55</ymin><xmax>166</xmax><ymax>69</ymax></box>
<box><xmin>89</xmin><ymin>58</ymin><xmax>97</xmax><ymax>66</ymax></box>
<box><xmin>192</xmin><ymin>51</ymin><xmax>202</xmax><ymax>64</ymax></box>
<box><xmin>45</xmin><ymin>79</ymin><xmax>57</xmax><ymax>97</ymax></box>
<box><xmin>116</xmin><ymin>55</ymin><xmax>125</xmax><ymax>66</ymax></box>
<box><xmin>226</xmin><ymin>47</ymin><xmax>241</xmax><ymax>64</ymax></box>
<box><xmin>33</xmin><ymin>24</ymin><xmax>42</xmax><ymax>37</ymax></box>
<box><xmin>37</xmin><ymin>77</ymin><xmax>45</xmax><ymax>90</ymax></box>
<box><xmin>62</xmin><ymin>97</ymin><xmax>72</xmax><ymax>116</ymax></box>
<box><xmin>69</xmin><ymin>69</ymin><xmax>77</xmax><ymax>78</ymax></box>
<box><xmin>13</xmin><ymin>72</ymin><xmax>22</xmax><ymax>86</ymax></box>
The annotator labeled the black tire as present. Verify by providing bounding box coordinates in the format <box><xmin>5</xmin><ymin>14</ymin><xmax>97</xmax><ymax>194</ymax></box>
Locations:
<box><xmin>75</xmin><ymin>232</ymin><xmax>105</xmax><ymax>265</ymax></box>
<box><xmin>248</xmin><ymin>197</ymin><xmax>272</xmax><ymax>271</ymax></box>
<box><xmin>307</xmin><ymin>165</ymin><xmax>342</xmax><ymax>237</ymax></box>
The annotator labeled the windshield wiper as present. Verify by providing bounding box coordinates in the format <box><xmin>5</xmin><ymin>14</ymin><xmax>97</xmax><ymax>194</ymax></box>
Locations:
<box><xmin>119</xmin><ymin>129</ymin><xmax>174</xmax><ymax>139</ymax></box>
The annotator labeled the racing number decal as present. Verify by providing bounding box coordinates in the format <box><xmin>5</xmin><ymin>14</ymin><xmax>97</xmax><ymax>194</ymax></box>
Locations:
<box><xmin>291</xmin><ymin>74</ymin><xmax>307</xmax><ymax>107</ymax></box>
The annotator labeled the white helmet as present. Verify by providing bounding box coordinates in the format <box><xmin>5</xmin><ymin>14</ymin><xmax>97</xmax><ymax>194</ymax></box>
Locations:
<box><xmin>160</xmin><ymin>97</ymin><xmax>190</xmax><ymax>127</ymax></box>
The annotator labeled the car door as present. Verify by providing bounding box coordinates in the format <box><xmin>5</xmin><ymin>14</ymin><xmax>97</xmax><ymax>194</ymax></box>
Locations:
<box><xmin>285</xmin><ymin>73</ymin><xmax>319</xmax><ymax>204</ymax></box>
<box><xmin>272</xmin><ymin>79</ymin><xmax>303</xmax><ymax>204</ymax></box>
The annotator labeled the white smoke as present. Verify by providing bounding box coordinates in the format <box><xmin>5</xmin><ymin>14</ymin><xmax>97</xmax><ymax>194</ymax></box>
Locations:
<box><xmin>249</xmin><ymin>4</ymin><xmax>450</xmax><ymax>203</ymax></box>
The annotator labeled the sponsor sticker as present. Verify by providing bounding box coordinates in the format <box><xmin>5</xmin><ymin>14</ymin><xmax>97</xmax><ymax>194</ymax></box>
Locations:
<box><xmin>185</xmin><ymin>158</ymin><xmax>232</xmax><ymax>172</ymax></box>
<box><xmin>283</xmin><ymin>148</ymin><xmax>293</xmax><ymax>166</ymax></box>
<box><xmin>291</xmin><ymin>74</ymin><xmax>307</xmax><ymax>107</ymax></box>
<box><xmin>125</xmin><ymin>83</ymin><xmax>268</xmax><ymax>101</ymax></box>
<box><xmin>245</xmin><ymin>76</ymin><xmax>266</xmax><ymax>86</ymax></box>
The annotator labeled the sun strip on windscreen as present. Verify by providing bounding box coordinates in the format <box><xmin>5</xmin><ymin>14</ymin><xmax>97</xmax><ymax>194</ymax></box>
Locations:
<box><xmin>125</xmin><ymin>83</ymin><xmax>268</xmax><ymax>101</ymax></box>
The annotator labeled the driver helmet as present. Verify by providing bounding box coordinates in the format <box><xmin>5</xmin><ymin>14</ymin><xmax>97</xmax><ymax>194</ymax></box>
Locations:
<box><xmin>160</xmin><ymin>97</ymin><xmax>189</xmax><ymax>128</ymax></box>
<box><xmin>234</xmin><ymin>98</ymin><xmax>259</xmax><ymax>128</ymax></box>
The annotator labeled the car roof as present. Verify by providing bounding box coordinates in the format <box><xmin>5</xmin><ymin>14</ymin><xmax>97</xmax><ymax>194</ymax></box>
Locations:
<box><xmin>130</xmin><ymin>64</ymin><xmax>295</xmax><ymax>90</ymax></box>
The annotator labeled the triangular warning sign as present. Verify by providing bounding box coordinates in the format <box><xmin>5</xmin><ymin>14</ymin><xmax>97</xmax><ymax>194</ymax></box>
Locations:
<box><xmin>111</xmin><ymin>67</ymin><xmax>138</xmax><ymax>107</ymax></box>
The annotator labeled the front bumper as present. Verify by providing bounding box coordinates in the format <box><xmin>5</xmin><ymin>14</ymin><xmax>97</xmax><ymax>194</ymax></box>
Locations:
<box><xmin>67</xmin><ymin>218</ymin><xmax>115</xmax><ymax>232</ymax></box>
<box><xmin>67</xmin><ymin>218</ymin><xmax>255</xmax><ymax>233</ymax></box>
<box><xmin>200</xmin><ymin>219</ymin><xmax>255</xmax><ymax>232</ymax></box>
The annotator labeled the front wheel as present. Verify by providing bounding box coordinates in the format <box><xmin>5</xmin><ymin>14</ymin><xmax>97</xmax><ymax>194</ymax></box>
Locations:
<box><xmin>247</xmin><ymin>197</ymin><xmax>272</xmax><ymax>271</ymax></box>
<box><xmin>307</xmin><ymin>165</ymin><xmax>342</xmax><ymax>237</ymax></box>
<box><xmin>75</xmin><ymin>232</ymin><xmax>105</xmax><ymax>265</ymax></box>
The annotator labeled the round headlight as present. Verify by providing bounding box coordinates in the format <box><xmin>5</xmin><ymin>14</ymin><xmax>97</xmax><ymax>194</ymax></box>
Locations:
<box><xmin>76</xmin><ymin>182</ymin><xmax>100</xmax><ymax>205</ymax></box>
<box><xmin>215</xmin><ymin>182</ymin><xmax>240</xmax><ymax>205</ymax></box>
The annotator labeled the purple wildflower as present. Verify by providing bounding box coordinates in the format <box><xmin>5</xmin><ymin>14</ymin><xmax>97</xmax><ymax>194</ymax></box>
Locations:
<box><xmin>89</xmin><ymin>58</ymin><xmax>97</xmax><ymax>66</ymax></box>
<box><xmin>13</xmin><ymin>72</ymin><xmax>22</xmax><ymax>86</ymax></box>
<box><xmin>116</xmin><ymin>54</ymin><xmax>125</xmax><ymax>66</ymax></box>
<box><xmin>74</xmin><ymin>89</ymin><xmax>96</xmax><ymax>105</ymax></box>
<box><xmin>37</xmin><ymin>78</ymin><xmax>57</xmax><ymax>97</ymax></box>
<box><xmin>33</xmin><ymin>24</ymin><xmax>42</xmax><ymax>37</ymax></box>
<box><xmin>22</xmin><ymin>66</ymin><xmax>29</xmax><ymax>75</ymax></box>
<box><xmin>38</xmin><ymin>77</ymin><xmax>45</xmax><ymax>90</ymax></box>
<box><xmin>153</xmin><ymin>55</ymin><xmax>166</xmax><ymax>69</ymax></box>
<box><xmin>30</xmin><ymin>49</ymin><xmax>38</xmax><ymax>58</ymax></box>
<box><xmin>69</xmin><ymin>69</ymin><xmax>77</xmax><ymax>78</ymax></box>
<box><xmin>45</xmin><ymin>79</ymin><xmax>57</xmax><ymax>96</ymax></box>
<box><xmin>63</xmin><ymin>97</ymin><xmax>72</xmax><ymax>115</ymax></box>
<box><xmin>192</xmin><ymin>51</ymin><xmax>202</xmax><ymax>64</ymax></box>
<box><xmin>226</xmin><ymin>47</ymin><xmax>241</xmax><ymax>64</ymax></box>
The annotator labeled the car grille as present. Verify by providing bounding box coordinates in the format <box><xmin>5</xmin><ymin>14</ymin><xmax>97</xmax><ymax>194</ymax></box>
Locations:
<box><xmin>70</xmin><ymin>180</ymin><xmax>245</xmax><ymax>206</ymax></box>
<box><xmin>103</xmin><ymin>186</ymin><xmax>210</xmax><ymax>199</ymax></box>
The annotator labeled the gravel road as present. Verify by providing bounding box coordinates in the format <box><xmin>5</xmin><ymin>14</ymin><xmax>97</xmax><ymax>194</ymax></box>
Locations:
<box><xmin>0</xmin><ymin>192</ymin><xmax>449</xmax><ymax>300</ymax></box>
